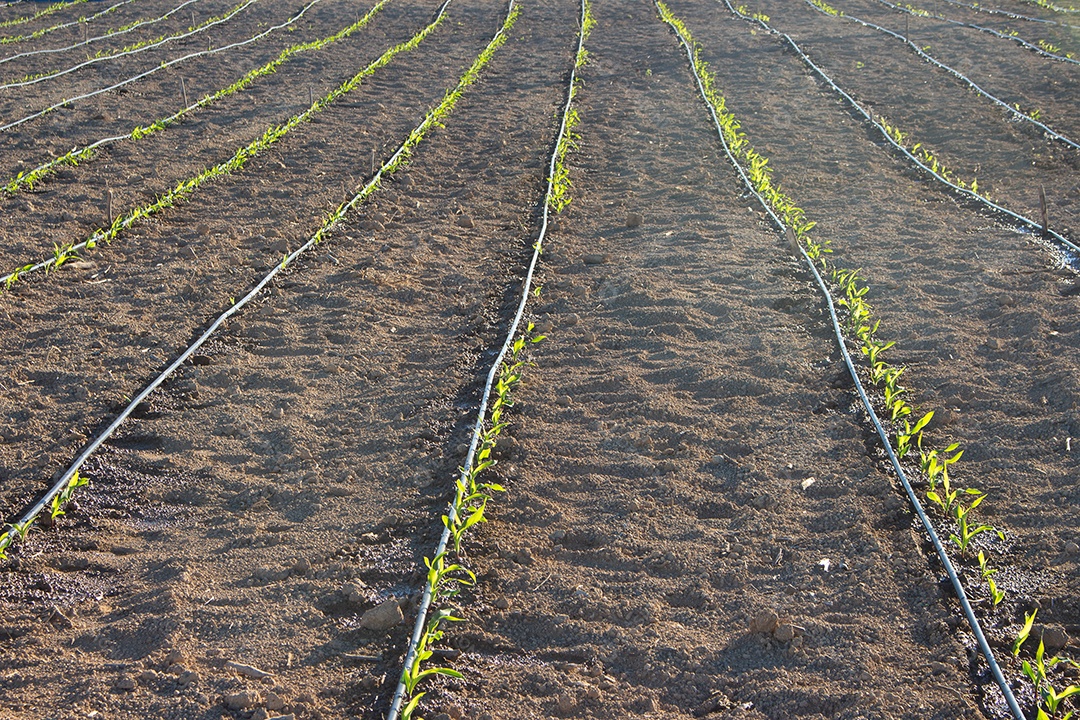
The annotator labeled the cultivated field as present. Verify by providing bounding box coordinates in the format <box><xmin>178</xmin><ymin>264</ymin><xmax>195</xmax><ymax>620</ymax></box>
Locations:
<box><xmin>0</xmin><ymin>0</ymin><xmax>1077</xmax><ymax>718</ymax></box>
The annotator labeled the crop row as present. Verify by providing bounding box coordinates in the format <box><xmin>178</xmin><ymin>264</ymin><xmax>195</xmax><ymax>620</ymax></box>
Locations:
<box><xmin>0</xmin><ymin>1</ymin><xmax>448</xmax><ymax>290</ymax></box>
<box><xmin>0</xmin><ymin>0</ymin><xmax>86</xmax><ymax>32</ymax></box>
<box><xmin>764</xmin><ymin>0</ymin><xmax>1080</xmax><ymax>259</ymax></box>
<box><xmin>0</xmin><ymin>0</ymin><xmax>468</xmax><ymax>565</ymax></box>
<box><xmin>0</xmin><ymin>0</ymin><xmax>200</xmax><ymax>69</ymax></box>
<box><xmin>941</xmin><ymin>0</ymin><xmax>1080</xmax><ymax>28</ymax></box>
<box><xmin>389</xmin><ymin>2</ymin><xmax>590</xmax><ymax>718</ymax></box>
<box><xmin>657</xmin><ymin>1</ymin><xmax>1060</xmax><ymax>717</ymax></box>
<box><xmin>1</xmin><ymin>0</ymin><xmax>394</xmax><ymax>197</ymax></box>
<box><xmin>869</xmin><ymin>0</ymin><xmax>1079</xmax><ymax>63</ymax></box>
<box><xmin>0</xmin><ymin>0</ymin><xmax>255</xmax><ymax>89</ymax></box>
<box><xmin>801</xmin><ymin>0</ymin><xmax>1080</xmax><ymax>151</ymax></box>
<box><xmin>0</xmin><ymin>0</ymin><xmax>317</xmax><ymax>133</ymax></box>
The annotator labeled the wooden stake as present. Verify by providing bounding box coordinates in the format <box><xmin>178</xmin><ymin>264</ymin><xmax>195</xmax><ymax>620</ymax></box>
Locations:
<box><xmin>308</xmin><ymin>86</ymin><xmax>313</xmax><ymax>106</ymax></box>
<box><xmin>181</xmin><ymin>77</ymin><xmax>188</xmax><ymax>107</ymax></box>
<box><xmin>106</xmin><ymin>186</ymin><xmax>114</xmax><ymax>226</ymax></box>
<box><xmin>1039</xmin><ymin>185</ymin><xmax>1048</xmax><ymax>237</ymax></box>
<box><xmin>371</xmin><ymin>149</ymin><xmax>375</xmax><ymax>175</ymax></box>
<box><xmin>191</xmin><ymin>10</ymin><xmax>195</xmax><ymax>27</ymax></box>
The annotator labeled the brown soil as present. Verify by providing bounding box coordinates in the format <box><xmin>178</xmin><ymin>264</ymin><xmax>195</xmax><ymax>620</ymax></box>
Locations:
<box><xmin>0</xmin><ymin>0</ymin><xmax>1077</xmax><ymax>719</ymax></box>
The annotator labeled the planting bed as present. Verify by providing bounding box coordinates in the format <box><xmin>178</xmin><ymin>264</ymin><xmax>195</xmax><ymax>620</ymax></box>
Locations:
<box><xmin>0</xmin><ymin>0</ymin><xmax>1077</xmax><ymax>719</ymax></box>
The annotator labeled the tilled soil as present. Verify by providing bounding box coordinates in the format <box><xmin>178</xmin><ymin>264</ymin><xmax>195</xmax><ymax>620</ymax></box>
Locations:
<box><xmin>1</xmin><ymin>0</ymin><xmax>1078</xmax><ymax>719</ymax></box>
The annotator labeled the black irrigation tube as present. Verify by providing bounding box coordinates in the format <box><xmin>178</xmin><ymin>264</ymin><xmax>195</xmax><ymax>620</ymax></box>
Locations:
<box><xmin>0</xmin><ymin>0</ymin><xmax>256</xmax><ymax>90</ymax></box>
<box><xmin>940</xmin><ymin>0</ymin><xmax>1080</xmax><ymax>28</ymax></box>
<box><xmin>0</xmin><ymin>0</ymin><xmax>466</xmax><ymax>568</ymax></box>
<box><xmin>0</xmin><ymin>0</ymin><xmax>140</xmax><ymax>49</ymax></box>
<box><xmin>657</xmin><ymin>3</ymin><xmax>1025</xmax><ymax>717</ymax></box>
<box><xmin>0</xmin><ymin>0</ymin><xmax>307</xmax><ymax>133</ymax></box>
<box><xmin>385</xmin><ymin>0</ymin><xmax>585</xmax><ymax>716</ymax></box>
<box><xmin>768</xmin><ymin>0</ymin><xmax>1080</xmax><ymax>262</ymax></box>
<box><xmin>798</xmin><ymin>0</ymin><xmax>1080</xmax><ymax>151</ymax></box>
<box><xmin>867</xmin><ymin>0</ymin><xmax>1080</xmax><ymax>65</ymax></box>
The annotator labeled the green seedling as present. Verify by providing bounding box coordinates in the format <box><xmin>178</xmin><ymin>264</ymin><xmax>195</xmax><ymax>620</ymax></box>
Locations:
<box><xmin>978</xmin><ymin>552</ymin><xmax>1006</xmax><ymax>606</ymax></box>
<box><xmin>50</xmin><ymin>470</ymin><xmax>88</xmax><ymax>520</ymax></box>
<box><xmin>896</xmin><ymin>411</ymin><xmax>932</xmax><ymax>459</ymax></box>
<box><xmin>1022</xmin><ymin>639</ymin><xmax>1080</xmax><ymax>718</ymax></box>
<box><xmin>401</xmin><ymin>609</ymin><xmax>464</xmax><ymax>696</ymax></box>
<box><xmin>1014</xmin><ymin>609</ymin><xmax>1038</xmax><ymax>656</ymax></box>
<box><xmin>949</xmin><ymin>491</ymin><xmax>994</xmax><ymax>556</ymax></box>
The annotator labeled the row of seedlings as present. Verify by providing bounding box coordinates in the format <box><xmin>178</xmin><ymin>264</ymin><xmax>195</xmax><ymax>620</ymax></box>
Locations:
<box><xmin>0</xmin><ymin>0</ymin><xmax>197</xmax><ymax>68</ymax></box>
<box><xmin>0</xmin><ymin>0</ymin><xmax>516</xmax><ymax>579</ymax></box>
<box><xmin>734</xmin><ymin>1</ymin><xmax>1080</xmax><ymax>261</ymax></box>
<box><xmin>939</xmin><ymin>0</ymin><xmax>1080</xmax><ymax>28</ymax></box>
<box><xmin>0</xmin><ymin>0</ymin><xmax>259</xmax><ymax>89</ymax></box>
<box><xmin>867</xmin><ymin>0</ymin><xmax>1079</xmax><ymax>63</ymax></box>
<box><xmin>0</xmin><ymin>0</ymin><xmax>330</xmax><ymax>133</ymax></box>
<box><xmin>0</xmin><ymin>0</ymin><xmax>88</xmax><ymax>33</ymax></box>
<box><xmin>388</xmin><ymin>1</ymin><xmax>593</xmax><ymax>718</ymax></box>
<box><xmin>654</xmin><ymin>2</ymin><xmax>1048</xmax><ymax>718</ymax></box>
<box><xmin>0</xmin><ymin>0</ymin><xmax>453</xmax><ymax>290</ymax></box>
<box><xmin>2</xmin><ymin>0</ymin><xmax>393</xmax><ymax>195</ymax></box>
<box><xmin>797</xmin><ymin>0</ymin><xmax>1080</xmax><ymax>150</ymax></box>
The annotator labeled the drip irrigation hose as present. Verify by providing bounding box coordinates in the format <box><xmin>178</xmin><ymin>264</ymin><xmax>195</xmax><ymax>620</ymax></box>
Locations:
<box><xmin>801</xmin><ymin>0</ymin><xmax>1080</xmax><ymax>151</ymax></box>
<box><xmin>0</xmin><ymin>0</ymin><xmax>256</xmax><ymax>90</ymax></box>
<box><xmin>868</xmin><ymin>0</ymin><xmax>1080</xmax><ymax>65</ymax></box>
<box><xmin>939</xmin><ymin>0</ymin><xmax>1080</xmax><ymax>28</ymax></box>
<box><xmin>384</xmin><ymin>0</ymin><xmax>585</xmax><ymax>717</ymax></box>
<box><xmin>766</xmin><ymin>1</ymin><xmax>1080</xmax><ymax>261</ymax></box>
<box><xmin>0</xmin><ymin>0</ymin><xmax>459</xmax><ymax>581</ymax></box>
<box><xmin>661</xmin><ymin>2</ymin><xmax>1025</xmax><ymax>717</ymax></box>
<box><xmin>0</xmin><ymin>0</ymin><xmax>389</xmax><ymax>199</ymax></box>
<box><xmin>0</xmin><ymin>0</ymin><xmax>306</xmax><ymax>134</ymax></box>
<box><xmin>0</xmin><ymin>0</ymin><xmax>140</xmax><ymax>50</ymax></box>
<box><xmin>0</xmin><ymin>0</ymin><xmax>207</xmax><ymax>71</ymax></box>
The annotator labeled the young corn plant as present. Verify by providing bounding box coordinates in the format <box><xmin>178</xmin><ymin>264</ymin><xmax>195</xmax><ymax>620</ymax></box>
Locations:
<box><xmin>977</xmin><ymin>551</ymin><xmax>1006</xmax><ymax>607</ymax></box>
<box><xmin>1019</xmin><ymin>632</ymin><xmax>1080</xmax><ymax>719</ymax></box>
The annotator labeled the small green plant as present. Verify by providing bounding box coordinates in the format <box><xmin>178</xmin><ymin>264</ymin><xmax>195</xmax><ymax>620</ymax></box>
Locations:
<box><xmin>1014</xmin><ymin>609</ymin><xmax>1038</xmax><ymax>656</ymax></box>
<box><xmin>977</xmin><ymin>552</ymin><xmax>1006</xmax><ymax>606</ymax></box>
<box><xmin>1021</xmin><ymin>639</ymin><xmax>1080</xmax><ymax>718</ymax></box>
<box><xmin>400</xmin><ymin>609</ymin><xmax>464</xmax><ymax>697</ymax></box>
<box><xmin>948</xmin><ymin>491</ymin><xmax>994</xmax><ymax>556</ymax></box>
<box><xmin>50</xmin><ymin>471</ymin><xmax>88</xmax><ymax>520</ymax></box>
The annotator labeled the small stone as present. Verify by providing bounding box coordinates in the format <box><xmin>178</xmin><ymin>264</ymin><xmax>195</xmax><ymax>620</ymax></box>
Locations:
<box><xmin>1065</xmin><ymin>541</ymin><xmax>1079</xmax><ymax>555</ymax></box>
<box><xmin>196</xmin><ymin>223</ymin><xmax>210</xmax><ymax>235</ymax></box>
<box><xmin>251</xmin><ymin>709</ymin><xmax>271</xmax><ymax>720</ymax></box>
<box><xmin>138</xmin><ymin>670</ymin><xmax>158</xmax><ymax>683</ymax></box>
<box><xmin>550</xmin><ymin>529</ymin><xmax>566</xmax><ymax>541</ymax></box>
<box><xmin>265</xmin><ymin>691</ymin><xmax>286</xmax><ymax>711</ymax></box>
<box><xmin>1041</xmin><ymin>626</ymin><xmax>1070</xmax><ymax>654</ymax></box>
<box><xmin>455</xmin><ymin>215</ymin><xmax>475</xmax><ymax>229</ymax></box>
<box><xmin>292</xmin><ymin>558</ymin><xmax>311</xmax><ymax>575</ymax></box>
<box><xmin>585</xmin><ymin>686</ymin><xmax>601</xmax><ymax>701</ymax></box>
<box><xmin>555</xmin><ymin>693</ymin><xmax>575</xmax><ymax>716</ymax></box>
<box><xmin>226</xmin><ymin>660</ymin><xmax>273</xmax><ymax>679</ymax></box>
<box><xmin>360</xmin><ymin>219</ymin><xmax>384</xmax><ymax>231</ymax></box>
<box><xmin>115</xmin><ymin>676</ymin><xmax>136</xmax><ymax>691</ymax></box>
<box><xmin>493</xmin><ymin>596</ymin><xmax>510</xmax><ymax>610</ymax></box>
<box><xmin>360</xmin><ymin>599</ymin><xmax>403</xmax><ymax>632</ymax></box>
<box><xmin>774</xmin><ymin>623</ymin><xmax>796</xmax><ymax>642</ymax></box>
<box><xmin>271</xmin><ymin>407</ymin><xmax>284</xmax><ymax>420</ymax></box>
<box><xmin>582</xmin><ymin>253</ymin><xmax>611</xmax><ymax>265</ymax></box>
<box><xmin>445</xmin><ymin>704</ymin><xmax>465</xmax><ymax>720</ymax></box>
<box><xmin>749</xmin><ymin>609</ymin><xmax>779</xmax><ymax>634</ymax></box>
<box><xmin>224</xmin><ymin>690</ymin><xmax>260</xmax><ymax>710</ymax></box>
<box><xmin>625</xmin><ymin>213</ymin><xmax>643</xmax><ymax>228</ymax></box>
<box><xmin>177</xmin><ymin>670</ymin><xmax>200</xmax><ymax>686</ymax></box>
<box><xmin>929</xmin><ymin>661</ymin><xmax>949</xmax><ymax>675</ymax></box>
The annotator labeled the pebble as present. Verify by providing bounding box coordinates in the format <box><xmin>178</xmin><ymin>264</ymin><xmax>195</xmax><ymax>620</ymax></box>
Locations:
<box><xmin>265</xmin><ymin>692</ymin><xmax>286</xmax><ymax>711</ymax></box>
<box><xmin>582</xmin><ymin>253</ymin><xmax>611</xmax><ymax>265</ymax></box>
<box><xmin>493</xmin><ymin>596</ymin><xmax>510</xmax><ymax>610</ymax></box>
<box><xmin>115</xmin><ymin>676</ymin><xmax>136</xmax><ymax>691</ymax></box>
<box><xmin>1041</xmin><ymin>626</ymin><xmax>1070</xmax><ymax>654</ymax></box>
<box><xmin>625</xmin><ymin>213</ymin><xmax>643</xmax><ymax>228</ymax></box>
<box><xmin>749</xmin><ymin>609</ymin><xmax>779</xmax><ymax>634</ymax></box>
<box><xmin>226</xmin><ymin>661</ymin><xmax>273</xmax><ymax>680</ymax></box>
<box><xmin>271</xmin><ymin>407</ymin><xmax>284</xmax><ymax>420</ymax></box>
<box><xmin>774</xmin><ymin>623</ymin><xmax>796</xmax><ymax>642</ymax></box>
<box><xmin>360</xmin><ymin>599</ymin><xmax>403</xmax><ymax>632</ymax></box>
<box><xmin>555</xmin><ymin>693</ymin><xmax>576</xmax><ymax>716</ymax></box>
<box><xmin>929</xmin><ymin>661</ymin><xmax>949</xmax><ymax>675</ymax></box>
<box><xmin>224</xmin><ymin>690</ymin><xmax>260</xmax><ymax>710</ymax></box>
<box><xmin>455</xmin><ymin>215</ymin><xmax>475</xmax><ymax>229</ymax></box>
<box><xmin>292</xmin><ymin>558</ymin><xmax>311</xmax><ymax>575</ymax></box>
<box><xmin>1065</xmin><ymin>541</ymin><xmax>1079</xmax><ymax>555</ymax></box>
<box><xmin>196</xmin><ymin>223</ymin><xmax>210</xmax><ymax>235</ymax></box>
